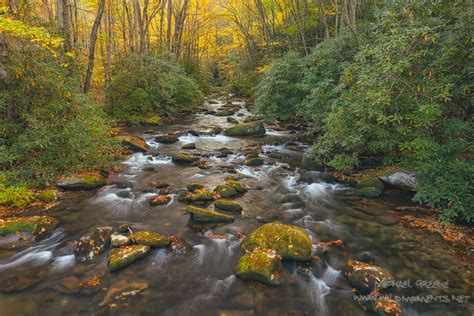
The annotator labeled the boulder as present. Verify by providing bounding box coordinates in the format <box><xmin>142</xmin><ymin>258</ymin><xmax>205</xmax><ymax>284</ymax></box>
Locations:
<box><xmin>134</xmin><ymin>231</ymin><xmax>170</xmax><ymax>247</ymax></box>
<box><xmin>182</xmin><ymin>143</ymin><xmax>196</xmax><ymax>150</ymax></box>
<box><xmin>156</xmin><ymin>134</ymin><xmax>179</xmax><ymax>144</ymax></box>
<box><xmin>241</xmin><ymin>222</ymin><xmax>313</xmax><ymax>261</ymax></box>
<box><xmin>57</xmin><ymin>173</ymin><xmax>107</xmax><ymax>191</ymax></box>
<box><xmin>179</xmin><ymin>189</ymin><xmax>217</xmax><ymax>204</ymax></box>
<box><xmin>107</xmin><ymin>245</ymin><xmax>150</xmax><ymax>272</ymax></box>
<box><xmin>116</xmin><ymin>135</ymin><xmax>149</xmax><ymax>152</ymax></box>
<box><xmin>215</xmin><ymin>109</ymin><xmax>236</xmax><ymax>117</ymax></box>
<box><xmin>214</xmin><ymin>185</ymin><xmax>238</xmax><ymax>198</ymax></box>
<box><xmin>149</xmin><ymin>195</ymin><xmax>172</xmax><ymax>206</ymax></box>
<box><xmin>227</xmin><ymin>117</ymin><xmax>239</xmax><ymax>124</ymax></box>
<box><xmin>246</xmin><ymin>157</ymin><xmax>264</xmax><ymax>166</ymax></box>
<box><xmin>111</xmin><ymin>233</ymin><xmax>131</xmax><ymax>247</ymax></box>
<box><xmin>354</xmin><ymin>187</ymin><xmax>382</xmax><ymax>198</ymax></box>
<box><xmin>235</xmin><ymin>248</ymin><xmax>284</xmax><ymax>285</ymax></box>
<box><xmin>172</xmin><ymin>153</ymin><xmax>198</xmax><ymax>165</ymax></box>
<box><xmin>224</xmin><ymin>121</ymin><xmax>266</xmax><ymax>137</ymax></box>
<box><xmin>215</xmin><ymin>200</ymin><xmax>242</xmax><ymax>212</ymax></box>
<box><xmin>0</xmin><ymin>216</ymin><xmax>58</xmax><ymax>250</ymax></box>
<box><xmin>379</xmin><ymin>171</ymin><xmax>418</xmax><ymax>191</ymax></box>
<box><xmin>185</xmin><ymin>206</ymin><xmax>234</xmax><ymax>223</ymax></box>
<box><xmin>344</xmin><ymin>260</ymin><xmax>394</xmax><ymax>294</ymax></box>
<box><xmin>226</xmin><ymin>180</ymin><xmax>247</xmax><ymax>193</ymax></box>
<box><xmin>74</xmin><ymin>226</ymin><xmax>113</xmax><ymax>262</ymax></box>
<box><xmin>357</xmin><ymin>175</ymin><xmax>384</xmax><ymax>190</ymax></box>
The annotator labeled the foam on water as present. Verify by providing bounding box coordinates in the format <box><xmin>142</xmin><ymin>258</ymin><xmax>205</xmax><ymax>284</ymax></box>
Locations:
<box><xmin>322</xmin><ymin>265</ymin><xmax>340</xmax><ymax>286</ymax></box>
<box><xmin>306</xmin><ymin>273</ymin><xmax>330</xmax><ymax>315</ymax></box>
<box><xmin>123</xmin><ymin>153</ymin><xmax>172</xmax><ymax>172</ymax></box>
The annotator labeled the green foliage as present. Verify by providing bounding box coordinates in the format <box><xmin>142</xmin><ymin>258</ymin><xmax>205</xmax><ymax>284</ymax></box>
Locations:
<box><xmin>106</xmin><ymin>53</ymin><xmax>204</xmax><ymax>123</ymax></box>
<box><xmin>254</xmin><ymin>1</ymin><xmax>473</xmax><ymax>222</ymax></box>
<box><xmin>1</xmin><ymin>48</ymin><xmax>118</xmax><ymax>184</ymax></box>
<box><xmin>0</xmin><ymin>183</ymin><xmax>36</xmax><ymax>208</ymax></box>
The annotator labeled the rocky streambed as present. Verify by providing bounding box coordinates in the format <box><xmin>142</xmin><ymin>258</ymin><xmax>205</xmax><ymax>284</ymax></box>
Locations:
<box><xmin>0</xmin><ymin>95</ymin><xmax>472</xmax><ymax>315</ymax></box>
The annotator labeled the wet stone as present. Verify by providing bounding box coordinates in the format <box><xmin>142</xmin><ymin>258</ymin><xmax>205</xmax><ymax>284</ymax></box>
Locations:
<box><xmin>57</xmin><ymin>173</ymin><xmax>107</xmax><ymax>191</ymax></box>
<box><xmin>149</xmin><ymin>195</ymin><xmax>172</xmax><ymax>206</ymax></box>
<box><xmin>134</xmin><ymin>231</ymin><xmax>171</xmax><ymax>247</ymax></box>
<box><xmin>214</xmin><ymin>185</ymin><xmax>238</xmax><ymax>198</ymax></box>
<box><xmin>185</xmin><ymin>205</ymin><xmax>235</xmax><ymax>223</ymax></box>
<box><xmin>182</xmin><ymin>143</ymin><xmax>196</xmax><ymax>150</ymax></box>
<box><xmin>74</xmin><ymin>226</ymin><xmax>113</xmax><ymax>262</ymax></box>
<box><xmin>215</xmin><ymin>200</ymin><xmax>243</xmax><ymax>212</ymax></box>
<box><xmin>156</xmin><ymin>134</ymin><xmax>179</xmax><ymax>144</ymax></box>
<box><xmin>107</xmin><ymin>245</ymin><xmax>151</xmax><ymax>272</ymax></box>
<box><xmin>169</xmin><ymin>234</ymin><xmax>193</xmax><ymax>256</ymax></box>
<box><xmin>0</xmin><ymin>215</ymin><xmax>58</xmax><ymax>250</ymax></box>
<box><xmin>344</xmin><ymin>260</ymin><xmax>394</xmax><ymax>294</ymax></box>
<box><xmin>235</xmin><ymin>248</ymin><xmax>284</xmax><ymax>286</ymax></box>
<box><xmin>111</xmin><ymin>233</ymin><xmax>131</xmax><ymax>247</ymax></box>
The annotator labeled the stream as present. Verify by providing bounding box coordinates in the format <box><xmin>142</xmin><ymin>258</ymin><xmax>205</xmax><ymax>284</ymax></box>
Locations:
<box><xmin>0</xmin><ymin>95</ymin><xmax>471</xmax><ymax>315</ymax></box>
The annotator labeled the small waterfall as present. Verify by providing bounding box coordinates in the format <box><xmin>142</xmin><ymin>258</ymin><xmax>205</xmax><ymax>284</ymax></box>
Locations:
<box><xmin>306</xmin><ymin>273</ymin><xmax>331</xmax><ymax>315</ymax></box>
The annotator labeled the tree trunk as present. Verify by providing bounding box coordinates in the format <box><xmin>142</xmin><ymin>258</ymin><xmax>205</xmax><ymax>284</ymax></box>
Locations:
<box><xmin>83</xmin><ymin>0</ymin><xmax>106</xmax><ymax>94</ymax></box>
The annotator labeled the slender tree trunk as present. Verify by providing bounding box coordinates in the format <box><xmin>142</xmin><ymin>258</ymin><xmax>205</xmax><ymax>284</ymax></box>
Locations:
<box><xmin>83</xmin><ymin>0</ymin><xmax>106</xmax><ymax>94</ymax></box>
<box><xmin>166</xmin><ymin>0</ymin><xmax>172</xmax><ymax>51</ymax></box>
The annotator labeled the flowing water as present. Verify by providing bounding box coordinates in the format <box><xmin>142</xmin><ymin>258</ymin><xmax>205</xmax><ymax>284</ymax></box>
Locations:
<box><xmin>0</xmin><ymin>96</ymin><xmax>471</xmax><ymax>316</ymax></box>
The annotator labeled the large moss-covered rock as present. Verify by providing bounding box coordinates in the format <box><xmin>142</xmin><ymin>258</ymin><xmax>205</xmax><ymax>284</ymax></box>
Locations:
<box><xmin>156</xmin><ymin>134</ymin><xmax>179</xmax><ymax>144</ymax></box>
<box><xmin>241</xmin><ymin>222</ymin><xmax>313</xmax><ymax>261</ymax></box>
<box><xmin>226</xmin><ymin>180</ymin><xmax>247</xmax><ymax>193</ymax></box>
<box><xmin>0</xmin><ymin>216</ymin><xmax>58</xmax><ymax>250</ymax></box>
<box><xmin>134</xmin><ymin>231</ymin><xmax>170</xmax><ymax>247</ymax></box>
<box><xmin>235</xmin><ymin>248</ymin><xmax>284</xmax><ymax>285</ymax></box>
<box><xmin>215</xmin><ymin>200</ymin><xmax>242</xmax><ymax>212</ymax></box>
<box><xmin>75</xmin><ymin>227</ymin><xmax>113</xmax><ymax>262</ymax></box>
<box><xmin>57</xmin><ymin>173</ymin><xmax>107</xmax><ymax>191</ymax></box>
<box><xmin>172</xmin><ymin>153</ymin><xmax>198</xmax><ymax>165</ymax></box>
<box><xmin>116</xmin><ymin>135</ymin><xmax>149</xmax><ymax>152</ymax></box>
<box><xmin>185</xmin><ymin>206</ymin><xmax>234</xmax><ymax>223</ymax></box>
<box><xmin>179</xmin><ymin>189</ymin><xmax>217</xmax><ymax>204</ymax></box>
<box><xmin>224</xmin><ymin>121</ymin><xmax>266</xmax><ymax>137</ymax></box>
<box><xmin>182</xmin><ymin>143</ymin><xmax>196</xmax><ymax>150</ymax></box>
<box><xmin>214</xmin><ymin>185</ymin><xmax>238</xmax><ymax>198</ymax></box>
<box><xmin>107</xmin><ymin>245</ymin><xmax>150</xmax><ymax>272</ymax></box>
<box><xmin>344</xmin><ymin>260</ymin><xmax>394</xmax><ymax>294</ymax></box>
<box><xmin>354</xmin><ymin>187</ymin><xmax>383</xmax><ymax>198</ymax></box>
<box><xmin>357</xmin><ymin>175</ymin><xmax>384</xmax><ymax>190</ymax></box>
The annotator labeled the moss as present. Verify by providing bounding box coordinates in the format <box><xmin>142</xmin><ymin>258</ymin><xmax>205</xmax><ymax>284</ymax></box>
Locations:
<box><xmin>172</xmin><ymin>153</ymin><xmax>198</xmax><ymax>165</ymax></box>
<box><xmin>215</xmin><ymin>200</ymin><xmax>242</xmax><ymax>212</ymax></box>
<box><xmin>0</xmin><ymin>216</ymin><xmax>57</xmax><ymax>238</ymax></box>
<box><xmin>214</xmin><ymin>185</ymin><xmax>238</xmax><ymax>198</ymax></box>
<box><xmin>185</xmin><ymin>205</ymin><xmax>234</xmax><ymax>223</ymax></box>
<box><xmin>134</xmin><ymin>231</ymin><xmax>170</xmax><ymax>247</ymax></box>
<box><xmin>224</xmin><ymin>121</ymin><xmax>266</xmax><ymax>137</ymax></box>
<box><xmin>357</xmin><ymin>175</ymin><xmax>384</xmax><ymax>190</ymax></box>
<box><xmin>182</xmin><ymin>143</ymin><xmax>196</xmax><ymax>150</ymax></box>
<box><xmin>116</xmin><ymin>135</ymin><xmax>149</xmax><ymax>152</ymax></box>
<box><xmin>241</xmin><ymin>222</ymin><xmax>313</xmax><ymax>261</ymax></box>
<box><xmin>143</xmin><ymin>114</ymin><xmax>162</xmax><ymax>125</ymax></box>
<box><xmin>355</xmin><ymin>187</ymin><xmax>382</xmax><ymax>198</ymax></box>
<box><xmin>107</xmin><ymin>245</ymin><xmax>150</xmax><ymax>272</ymax></box>
<box><xmin>190</xmin><ymin>189</ymin><xmax>215</xmax><ymax>203</ymax></box>
<box><xmin>37</xmin><ymin>189</ymin><xmax>57</xmax><ymax>203</ymax></box>
<box><xmin>235</xmin><ymin>248</ymin><xmax>284</xmax><ymax>285</ymax></box>
<box><xmin>226</xmin><ymin>180</ymin><xmax>247</xmax><ymax>193</ymax></box>
<box><xmin>57</xmin><ymin>173</ymin><xmax>107</xmax><ymax>191</ymax></box>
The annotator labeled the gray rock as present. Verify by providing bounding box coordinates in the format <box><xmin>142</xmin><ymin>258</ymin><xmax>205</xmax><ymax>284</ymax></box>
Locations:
<box><xmin>379</xmin><ymin>171</ymin><xmax>417</xmax><ymax>191</ymax></box>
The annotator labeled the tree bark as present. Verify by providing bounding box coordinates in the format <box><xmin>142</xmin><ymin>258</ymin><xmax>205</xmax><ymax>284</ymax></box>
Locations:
<box><xmin>83</xmin><ymin>0</ymin><xmax>106</xmax><ymax>94</ymax></box>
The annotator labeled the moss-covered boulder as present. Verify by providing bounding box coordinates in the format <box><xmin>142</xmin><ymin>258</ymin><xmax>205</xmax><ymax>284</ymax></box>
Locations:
<box><xmin>357</xmin><ymin>176</ymin><xmax>384</xmax><ymax>190</ymax></box>
<box><xmin>344</xmin><ymin>260</ymin><xmax>394</xmax><ymax>294</ymax></box>
<box><xmin>354</xmin><ymin>187</ymin><xmax>383</xmax><ymax>198</ymax></box>
<box><xmin>224</xmin><ymin>121</ymin><xmax>266</xmax><ymax>137</ymax></box>
<box><xmin>227</xmin><ymin>117</ymin><xmax>239</xmax><ymax>124</ymax></box>
<box><xmin>214</xmin><ymin>185</ymin><xmax>238</xmax><ymax>198</ymax></box>
<box><xmin>179</xmin><ymin>189</ymin><xmax>217</xmax><ymax>204</ymax></box>
<box><xmin>182</xmin><ymin>143</ymin><xmax>196</xmax><ymax>150</ymax></box>
<box><xmin>241</xmin><ymin>222</ymin><xmax>313</xmax><ymax>261</ymax></box>
<box><xmin>107</xmin><ymin>245</ymin><xmax>150</xmax><ymax>272</ymax></box>
<box><xmin>172</xmin><ymin>153</ymin><xmax>198</xmax><ymax>165</ymax></box>
<box><xmin>149</xmin><ymin>195</ymin><xmax>172</xmax><ymax>206</ymax></box>
<box><xmin>57</xmin><ymin>173</ymin><xmax>107</xmax><ymax>191</ymax></box>
<box><xmin>215</xmin><ymin>200</ymin><xmax>242</xmax><ymax>212</ymax></box>
<box><xmin>116</xmin><ymin>135</ymin><xmax>149</xmax><ymax>152</ymax></box>
<box><xmin>215</xmin><ymin>109</ymin><xmax>236</xmax><ymax>117</ymax></box>
<box><xmin>0</xmin><ymin>216</ymin><xmax>58</xmax><ymax>250</ymax></box>
<box><xmin>111</xmin><ymin>233</ymin><xmax>131</xmax><ymax>247</ymax></box>
<box><xmin>235</xmin><ymin>248</ymin><xmax>284</xmax><ymax>285</ymax></box>
<box><xmin>226</xmin><ymin>180</ymin><xmax>247</xmax><ymax>193</ymax></box>
<box><xmin>134</xmin><ymin>231</ymin><xmax>171</xmax><ymax>247</ymax></box>
<box><xmin>185</xmin><ymin>206</ymin><xmax>234</xmax><ymax>223</ymax></box>
<box><xmin>156</xmin><ymin>134</ymin><xmax>179</xmax><ymax>144</ymax></box>
<box><xmin>75</xmin><ymin>227</ymin><xmax>113</xmax><ymax>262</ymax></box>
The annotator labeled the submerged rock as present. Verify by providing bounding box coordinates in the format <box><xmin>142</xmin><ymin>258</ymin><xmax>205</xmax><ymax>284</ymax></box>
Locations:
<box><xmin>186</xmin><ymin>183</ymin><xmax>204</xmax><ymax>191</ymax></box>
<box><xmin>75</xmin><ymin>226</ymin><xmax>113</xmax><ymax>262</ymax></box>
<box><xmin>169</xmin><ymin>234</ymin><xmax>193</xmax><ymax>256</ymax></box>
<box><xmin>134</xmin><ymin>231</ymin><xmax>171</xmax><ymax>247</ymax></box>
<box><xmin>150</xmin><ymin>180</ymin><xmax>170</xmax><ymax>189</ymax></box>
<box><xmin>149</xmin><ymin>195</ymin><xmax>172</xmax><ymax>206</ymax></box>
<box><xmin>357</xmin><ymin>175</ymin><xmax>384</xmax><ymax>190</ymax></box>
<box><xmin>214</xmin><ymin>184</ymin><xmax>238</xmax><ymax>198</ymax></box>
<box><xmin>116</xmin><ymin>135</ymin><xmax>149</xmax><ymax>152</ymax></box>
<box><xmin>224</xmin><ymin>121</ymin><xmax>266</xmax><ymax>137</ymax></box>
<box><xmin>344</xmin><ymin>260</ymin><xmax>394</xmax><ymax>294</ymax></box>
<box><xmin>185</xmin><ymin>206</ymin><xmax>234</xmax><ymax>223</ymax></box>
<box><xmin>111</xmin><ymin>233</ymin><xmax>131</xmax><ymax>247</ymax></box>
<box><xmin>107</xmin><ymin>245</ymin><xmax>150</xmax><ymax>272</ymax></box>
<box><xmin>379</xmin><ymin>171</ymin><xmax>417</xmax><ymax>191</ymax></box>
<box><xmin>354</xmin><ymin>187</ymin><xmax>383</xmax><ymax>198</ymax></box>
<box><xmin>215</xmin><ymin>200</ymin><xmax>242</xmax><ymax>212</ymax></box>
<box><xmin>235</xmin><ymin>248</ymin><xmax>284</xmax><ymax>285</ymax></box>
<box><xmin>227</xmin><ymin>117</ymin><xmax>239</xmax><ymax>124</ymax></box>
<box><xmin>0</xmin><ymin>216</ymin><xmax>58</xmax><ymax>250</ymax></box>
<box><xmin>172</xmin><ymin>153</ymin><xmax>198</xmax><ymax>165</ymax></box>
<box><xmin>241</xmin><ymin>222</ymin><xmax>313</xmax><ymax>261</ymax></box>
<box><xmin>57</xmin><ymin>172</ymin><xmax>107</xmax><ymax>191</ymax></box>
<box><xmin>182</xmin><ymin>143</ymin><xmax>196</xmax><ymax>150</ymax></box>
<box><xmin>156</xmin><ymin>134</ymin><xmax>179</xmax><ymax>144</ymax></box>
